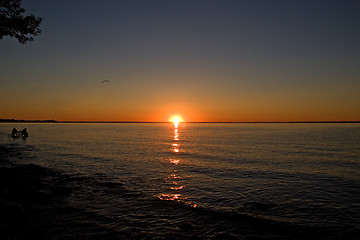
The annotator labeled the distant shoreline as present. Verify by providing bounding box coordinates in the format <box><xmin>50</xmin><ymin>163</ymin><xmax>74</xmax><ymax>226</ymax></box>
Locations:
<box><xmin>1</xmin><ymin>119</ymin><xmax>359</xmax><ymax>124</ymax></box>
<box><xmin>0</xmin><ymin>119</ymin><xmax>57</xmax><ymax>123</ymax></box>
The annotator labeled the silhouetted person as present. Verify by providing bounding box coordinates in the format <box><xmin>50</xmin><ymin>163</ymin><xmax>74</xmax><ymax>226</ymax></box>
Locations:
<box><xmin>21</xmin><ymin>128</ymin><xmax>28</xmax><ymax>138</ymax></box>
<box><xmin>11</xmin><ymin>128</ymin><xmax>18</xmax><ymax>137</ymax></box>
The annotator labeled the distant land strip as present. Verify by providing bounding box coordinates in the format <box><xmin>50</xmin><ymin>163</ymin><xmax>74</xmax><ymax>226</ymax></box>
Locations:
<box><xmin>1</xmin><ymin>119</ymin><xmax>359</xmax><ymax>123</ymax></box>
<box><xmin>0</xmin><ymin>119</ymin><xmax>57</xmax><ymax>123</ymax></box>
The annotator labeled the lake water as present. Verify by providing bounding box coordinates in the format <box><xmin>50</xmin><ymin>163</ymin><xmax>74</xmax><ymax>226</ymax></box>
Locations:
<box><xmin>1</xmin><ymin>123</ymin><xmax>359</xmax><ymax>239</ymax></box>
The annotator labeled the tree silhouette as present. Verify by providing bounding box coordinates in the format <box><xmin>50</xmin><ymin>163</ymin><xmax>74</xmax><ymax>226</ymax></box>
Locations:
<box><xmin>0</xmin><ymin>0</ymin><xmax>42</xmax><ymax>44</ymax></box>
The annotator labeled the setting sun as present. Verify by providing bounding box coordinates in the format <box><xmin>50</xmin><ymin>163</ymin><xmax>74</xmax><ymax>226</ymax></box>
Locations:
<box><xmin>170</xmin><ymin>115</ymin><xmax>183</xmax><ymax>128</ymax></box>
<box><xmin>173</xmin><ymin>117</ymin><xmax>180</xmax><ymax>124</ymax></box>
<box><xmin>169</xmin><ymin>115</ymin><xmax>184</xmax><ymax>123</ymax></box>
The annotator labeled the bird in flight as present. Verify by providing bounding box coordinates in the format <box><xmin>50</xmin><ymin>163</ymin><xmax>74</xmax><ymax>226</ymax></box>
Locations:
<box><xmin>102</xmin><ymin>80</ymin><xmax>110</xmax><ymax>83</ymax></box>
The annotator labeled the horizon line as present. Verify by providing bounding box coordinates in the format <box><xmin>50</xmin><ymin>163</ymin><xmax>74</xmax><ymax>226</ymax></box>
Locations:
<box><xmin>1</xmin><ymin>119</ymin><xmax>359</xmax><ymax>124</ymax></box>
<box><xmin>57</xmin><ymin>121</ymin><xmax>360</xmax><ymax>123</ymax></box>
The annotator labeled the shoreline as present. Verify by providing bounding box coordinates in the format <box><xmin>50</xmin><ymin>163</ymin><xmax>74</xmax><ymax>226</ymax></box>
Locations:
<box><xmin>0</xmin><ymin>144</ymin><xmax>125</xmax><ymax>239</ymax></box>
<box><xmin>0</xmin><ymin>144</ymin><xmax>73</xmax><ymax>239</ymax></box>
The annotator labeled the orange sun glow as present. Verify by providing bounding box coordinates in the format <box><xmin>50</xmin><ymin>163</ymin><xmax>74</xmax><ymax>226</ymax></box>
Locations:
<box><xmin>170</xmin><ymin>115</ymin><xmax>183</xmax><ymax>128</ymax></box>
<box><xmin>169</xmin><ymin>115</ymin><xmax>184</xmax><ymax>123</ymax></box>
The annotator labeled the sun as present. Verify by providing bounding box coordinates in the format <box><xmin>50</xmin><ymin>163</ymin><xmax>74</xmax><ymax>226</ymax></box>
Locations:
<box><xmin>169</xmin><ymin>115</ymin><xmax>184</xmax><ymax>128</ymax></box>
<box><xmin>169</xmin><ymin>115</ymin><xmax>184</xmax><ymax>123</ymax></box>
<box><xmin>173</xmin><ymin>117</ymin><xmax>180</xmax><ymax>124</ymax></box>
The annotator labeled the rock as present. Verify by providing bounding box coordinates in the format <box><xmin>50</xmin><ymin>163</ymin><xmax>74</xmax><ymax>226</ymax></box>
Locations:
<box><xmin>34</xmin><ymin>190</ymin><xmax>53</xmax><ymax>203</ymax></box>
<box><xmin>0</xmin><ymin>198</ymin><xmax>24</xmax><ymax>221</ymax></box>
<box><xmin>53</xmin><ymin>185</ymin><xmax>72</xmax><ymax>196</ymax></box>
<box><xmin>0</xmin><ymin>198</ymin><xmax>26</xmax><ymax>239</ymax></box>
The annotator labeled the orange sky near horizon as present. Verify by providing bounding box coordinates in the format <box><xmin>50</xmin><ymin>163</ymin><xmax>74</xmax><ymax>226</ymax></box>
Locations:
<box><xmin>1</xmin><ymin>84</ymin><xmax>359</xmax><ymax>122</ymax></box>
<box><xmin>1</xmin><ymin>73</ymin><xmax>359</xmax><ymax>122</ymax></box>
<box><xmin>1</xmin><ymin>68</ymin><xmax>359</xmax><ymax>122</ymax></box>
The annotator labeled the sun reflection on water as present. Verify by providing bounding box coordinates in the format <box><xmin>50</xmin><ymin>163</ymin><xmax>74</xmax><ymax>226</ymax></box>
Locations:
<box><xmin>174</xmin><ymin>132</ymin><xmax>179</xmax><ymax>141</ymax></box>
<box><xmin>170</xmin><ymin>159</ymin><xmax>180</xmax><ymax>165</ymax></box>
<box><xmin>156</xmin><ymin>122</ymin><xmax>197</xmax><ymax>207</ymax></box>
<box><xmin>157</xmin><ymin>193</ymin><xmax>183</xmax><ymax>201</ymax></box>
<box><xmin>172</xmin><ymin>123</ymin><xmax>180</xmax><ymax>154</ymax></box>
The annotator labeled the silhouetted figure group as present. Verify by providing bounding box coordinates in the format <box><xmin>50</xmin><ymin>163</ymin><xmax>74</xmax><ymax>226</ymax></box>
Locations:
<box><xmin>10</xmin><ymin>128</ymin><xmax>28</xmax><ymax>138</ymax></box>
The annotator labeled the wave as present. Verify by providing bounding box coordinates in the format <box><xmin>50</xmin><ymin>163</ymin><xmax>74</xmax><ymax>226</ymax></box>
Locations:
<box><xmin>153</xmin><ymin>195</ymin><xmax>360</xmax><ymax>240</ymax></box>
<box><xmin>1</xmin><ymin>150</ymin><xmax>358</xmax><ymax>239</ymax></box>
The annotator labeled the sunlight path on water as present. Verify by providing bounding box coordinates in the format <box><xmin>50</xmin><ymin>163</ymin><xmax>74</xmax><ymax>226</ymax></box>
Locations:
<box><xmin>157</xmin><ymin>122</ymin><xmax>197</xmax><ymax>208</ymax></box>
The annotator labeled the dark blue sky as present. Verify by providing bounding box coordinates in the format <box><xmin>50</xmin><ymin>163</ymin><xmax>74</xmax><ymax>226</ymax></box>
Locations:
<box><xmin>1</xmin><ymin>0</ymin><xmax>359</xmax><ymax>121</ymax></box>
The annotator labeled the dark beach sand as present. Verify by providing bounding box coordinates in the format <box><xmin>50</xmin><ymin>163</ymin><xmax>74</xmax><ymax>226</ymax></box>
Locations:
<box><xmin>1</xmin><ymin>144</ymin><xmax>359</xmax><ymax>240</ymax></box>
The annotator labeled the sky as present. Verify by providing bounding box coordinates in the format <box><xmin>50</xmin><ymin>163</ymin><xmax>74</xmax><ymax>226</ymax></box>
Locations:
<box><xmin>1</xmin><ymin>0</ymin><xmax>360</xmax><ymax>122</ymax></box>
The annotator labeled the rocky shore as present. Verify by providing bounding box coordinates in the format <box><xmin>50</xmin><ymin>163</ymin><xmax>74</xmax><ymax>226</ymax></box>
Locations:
<box><xmin>0</xmin><ymin>145</ymin><xmax>128</xmax><ymax>240</ymax></box>
<box><xmin>0</xmin><ymin>145</ymin><xmax>74</xmax><ymax>239</ymax></box>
